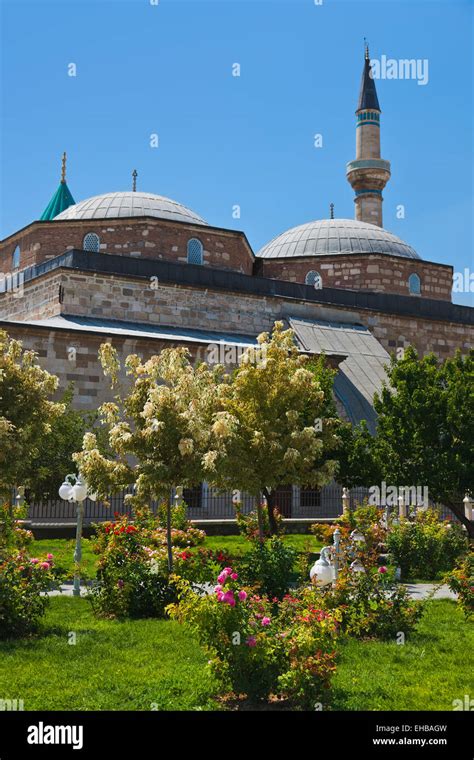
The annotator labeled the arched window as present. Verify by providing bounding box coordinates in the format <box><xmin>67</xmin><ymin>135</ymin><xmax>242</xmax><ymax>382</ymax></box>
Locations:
<box><xmin>12</xmin><ymin>245</ymin><xmax>20</xmax><ymax>270</ymax></box>
<box><xmin>83</xmin><ymin>232</ymin><xmax>100</xmax><ymax>253</ymax></box>
<box><xmin>187</xmin><ymin>238</ymin><xmax>203</xmax><ymax>265</ymax></box>
<box><xmin>305</xmin><ymin>270</ymin><xmax>322</xmax><ymax>289</ymax></box>
<box><xmin>408</xmin><ymin>272</ymin><xmax>421</xmax><ymax>295</ymax></box>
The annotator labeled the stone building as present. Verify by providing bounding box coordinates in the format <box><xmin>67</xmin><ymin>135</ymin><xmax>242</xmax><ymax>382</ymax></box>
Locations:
<box><xmin>0</xmin><ymin>50</ymin><xmax>472</xmax><ymax>519</ymax></box>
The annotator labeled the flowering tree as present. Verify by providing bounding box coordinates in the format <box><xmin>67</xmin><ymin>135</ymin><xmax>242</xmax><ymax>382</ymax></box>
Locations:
<box><xmin>203</xmin><ymin>322</ymin><xmax>341</xmax><ymax>536</ymax></box>
<box><xmin>74</xmin><ymin>344</ymin><xmax>224</xmax><ymax>569</ymax></box>
<box><xmin>0</xmin><ymin>330</ymin><xmax>65</xmax><ymax>504</ymax></box>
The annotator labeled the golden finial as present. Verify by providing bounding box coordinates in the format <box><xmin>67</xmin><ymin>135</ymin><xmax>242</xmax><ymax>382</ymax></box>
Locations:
<box><xmin>132</xmin><ymin>169</ymin><xmax>138</xmax><ymax>192</ymax></box>
<box><xmin>61</xmin><ymin>152</ymin><xmax>67</xmax><ymax>183</ymax></box>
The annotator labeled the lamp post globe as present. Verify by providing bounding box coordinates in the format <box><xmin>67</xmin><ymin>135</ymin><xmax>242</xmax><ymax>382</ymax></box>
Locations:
<box><xmin>310</xmin><ymin>547</ymin><xmax>334</xmax><ymax>586</ymax></box>
<box><xmin>59</xmin><ymin>479</ymin><xmax>73</xmax><ymax>501</ymax></box>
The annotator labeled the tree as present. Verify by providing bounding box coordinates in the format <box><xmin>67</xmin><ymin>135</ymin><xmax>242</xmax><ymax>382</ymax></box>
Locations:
<box><xmin>340</xmin><ymin>347</ymin><xmax>474</xmax><ymax>537</ymax></box>
<box><xmin>26</xmin><ymin>386</ymin><xmax>109</xmax><ymax>500</ymax></box>
<box><xmin>203</xmin><ymin>322</ymin><xmax>341</xmax><ymax>536</ymax></box>
<box><xmin>74</xmin><ymin>343</ymin><xmax>223</xmax><ymax>569</ymax></box>
<box><xmin>0</xmin><ymin>330</ymin><xmax>65</xmax><ymax>503</ymax></box>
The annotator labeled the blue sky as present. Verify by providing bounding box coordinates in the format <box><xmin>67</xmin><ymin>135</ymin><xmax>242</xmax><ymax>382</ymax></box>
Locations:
<box><xmin>1</xmin><ymin>0</ymin><xmax>472</xmax><ymax>305</ymax></box>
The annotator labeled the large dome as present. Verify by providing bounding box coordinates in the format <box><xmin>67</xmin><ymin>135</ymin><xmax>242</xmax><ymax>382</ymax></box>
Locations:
<box><xmin>54</xmin><ymin>191</ymin><xmax>208</xmax><ymax>226</ymax></box>
<box><xmin>257</xmin><ymin>219</ymin><xmax>420</xmax><ymax>260</ymax></box>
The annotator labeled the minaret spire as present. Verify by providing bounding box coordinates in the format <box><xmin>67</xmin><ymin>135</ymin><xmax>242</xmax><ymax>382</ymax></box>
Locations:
<box><xmin>61</xmin><ymin>151</ymin><xmax>67</xmax><ymax>184</ymax></box>
<box><xmin>346</xmin><ymin>45</ymin><xmax>391</xmax><ymax>227</ymax></box>
<box><xmin>132</xmin><ymin>169</ymin><xmax>137</xmax><ymax>192</ymax></box>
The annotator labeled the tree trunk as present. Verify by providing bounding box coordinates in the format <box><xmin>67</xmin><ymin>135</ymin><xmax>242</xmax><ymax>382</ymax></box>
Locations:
<box><xmin>256</xmin><ymin>493</ymin><xmax>265</xmax><ymax>543</ymax></box>
<box><xmin>444</xmin><ymin>500</ymin><xmax>474</xmax><ymax>540</ymax></box>
<box><xmin>166</xmin><ymin>500</ymin><xmax>173</xmax><ymax>572</ymax></box>
<box><xmin>263</xmin><ymin>487</ymin><xmax>278</xmax><ymax>535</ymax></box>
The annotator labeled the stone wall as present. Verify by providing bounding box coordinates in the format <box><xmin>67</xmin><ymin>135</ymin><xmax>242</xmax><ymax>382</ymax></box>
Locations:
<box><xmin>260</xmin><ymin>253</ymin><xmax>453</xmax><ymax>301</ymax></box>
<box><xmin>0</xmin><ymin>217</ymin><xmax>254</xmax><ymax>276</ymax></box>
<box><xmin>1</xmin><ymin>267</ymin><xmax>472</xmax><ymax>365</ymax></box>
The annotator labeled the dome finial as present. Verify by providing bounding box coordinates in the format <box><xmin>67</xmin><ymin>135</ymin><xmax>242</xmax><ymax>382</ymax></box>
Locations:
<box><xmin>132</xmin><ymin>169</ymin><xmax>138</xmax><ymax>192</ymax></box>
<box><xmin>329</xmin><ymin>203</ymin><xmax>335</xmax><ymax>220</ymax></box>
<box><xmin>61</xmin><ymin>152</ymin><xmax>67</xmax><ymax>184</ymax></box>
<box><xmin>364</xmin><ymin>37</ymin><xmax>369</xmax><ymax>60</ymax></box>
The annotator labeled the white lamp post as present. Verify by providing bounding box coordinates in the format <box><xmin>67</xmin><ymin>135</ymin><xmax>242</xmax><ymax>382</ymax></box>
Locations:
<box><xmin>58</xmin><ymin>474</ymin><xmax>90</xmax><ymax>597</ymax></box>
<box><xmin>398</xmin><ymin>493</ymin><xmax>407</xmax><ymax>519</ymax></box>
<box><xmin>342</xmin><ymin>487</ymin><xmax>350</xmax><ymax>516</ymax></box>
<box><xmin>463</xmin><ymin>494</ymin><xmax>473</xmax><ymax>522</ymax></box>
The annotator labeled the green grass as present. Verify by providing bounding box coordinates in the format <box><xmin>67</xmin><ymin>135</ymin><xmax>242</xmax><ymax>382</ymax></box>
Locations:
<box><xmin>0</xmin><ymin>597</ymin><xmax>470</xmax><ymax>711</ymax></box>
<box><xmin>331</xmin><ymin>599</ymin><xmax>474</xmax><ymax>710</ymax></box>
<box><xmin>0</xmin><ymin>597</ymin><xmax>218</xmax><ymax>711</ymax></box>
<box><xmin>32</xmin><ymin>533</ymin><xmax>323</xmax><ymax>579</ymax></box>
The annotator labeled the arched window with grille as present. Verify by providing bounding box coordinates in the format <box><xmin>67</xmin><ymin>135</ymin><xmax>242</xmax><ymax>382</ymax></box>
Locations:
<box><xmin>408</xmin><ymin>272</ymin><xmax>421</xmax><ymax>295</ymax></box>
<box><xmin>187</xmin><ymin>238</ymin><xmax>203</xmax><ymax>265</ymax></box>
<box><xmin>12</xmin><ymin>245</ymin><xmax>20</xmax><ymax>270</ymax></box>
<box><xmin>83</xmin><ymin>232</ymin><xmax>100</xmax><ymax>253</ymax></box>
<box><xmin>305</xmin><ymin>270</ymin><xmax>322</xmax><ymax>289</ymax></box>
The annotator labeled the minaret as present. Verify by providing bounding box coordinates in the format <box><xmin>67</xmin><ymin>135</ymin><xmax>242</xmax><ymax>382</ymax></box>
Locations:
<box><xmin>346</xmin><ymin>44</ymin><xmax>391</xmax><ymax>227</ymax></box>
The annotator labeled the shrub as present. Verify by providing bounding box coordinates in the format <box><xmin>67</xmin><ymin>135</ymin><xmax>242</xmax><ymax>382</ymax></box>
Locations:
<box><xmin>168</xmin><ymin>566</ymin><xmax>338</xmax><ymax>708</ymax></box>
<box><xmin>446</xmin><ymin>552</ymin><xmax>474</xmax><ymax>619</ymax></box>
<box><xmin>312</xmin><ymin>567</ymin><xmax>423</xmax><ymax>640</ymax></box>
<box><xmin>0</xmin><ymin>504</ymin><xmax>58</xmax><ymax>638</ymax></box>
<box><xmin>235</xmin><ymin>503</ymin><xmax>283</xmax><ymax>540</ymax></box>
<box><xmin>239</xmin><ymin>536</ymin><xmax>297</xmax><ymax>599</ymax></box>
<box><xmin>90</xmin><ymin>515</ymin><xmax>177</xmax><ymax>619</ymax></box>
<box><xmin>387</xmin><ymin>509</ymin><xmax>468</xmax><ymax>580</ymax></box>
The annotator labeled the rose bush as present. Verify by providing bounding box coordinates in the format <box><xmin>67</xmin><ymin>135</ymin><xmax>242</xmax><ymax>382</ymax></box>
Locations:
<box><xmin>168</xmin><ymin>566</ymin><xmax>338</xmax><ymax>708</ymax></box>
<box><xmin>0</xmin><ymin>504</ymin><xmax>59</xmax><ymax>638</ymax></box>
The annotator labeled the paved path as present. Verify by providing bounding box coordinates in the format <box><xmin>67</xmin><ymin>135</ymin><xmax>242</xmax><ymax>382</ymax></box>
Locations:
<box><xmin>45</xmin><ymin>582</ymin><xmax>457</xmax><ymax>600</ymax></box>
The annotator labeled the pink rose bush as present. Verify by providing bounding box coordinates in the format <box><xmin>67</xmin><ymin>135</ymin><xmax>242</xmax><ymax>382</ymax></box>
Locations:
<box><xmin>168</xmin><ymin>567</ymin><xmax>338</xmax><ymax>707</ymax></box>
<box><xmin>0</xmin><ymin>504</ymin><xmax>59</xmax><ymax>639</ymax></box>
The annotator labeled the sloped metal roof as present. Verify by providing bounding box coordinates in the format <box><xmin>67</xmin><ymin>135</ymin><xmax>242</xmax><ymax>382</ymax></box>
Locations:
<box><xmin>289</xmin><ymin>317</ymin><xmax>390</xmax><ymax>433</ymax></box>
<box><xmin>13</xmin><ymin>314</ymin><xmax>258</xmax><ymax>348</ymax></box>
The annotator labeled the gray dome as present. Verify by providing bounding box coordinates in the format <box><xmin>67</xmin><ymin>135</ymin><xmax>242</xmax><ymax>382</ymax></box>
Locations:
<box><xmin>54</xmin><ymin>191</ymin><xmax>208</xmax><ymax>226</ymax></box>
<box><xmin>257</xmin><ymin>219</ymin><xmax>420</xmax><ymax>260</ymax></box>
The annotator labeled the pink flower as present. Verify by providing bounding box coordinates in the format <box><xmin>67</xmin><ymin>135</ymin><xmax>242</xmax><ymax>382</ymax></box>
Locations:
<box><xmin>230</xmin><ymin>572</ymin><xmax>238</xmax><ymax>580</ymax></box>
<box><xmin>261</xmin><ymin>616</ymin><xmax>271</xmax><ymax>626</ymax></box>
<box><xmin>222</xmin><ymin>591</ymin><xmax>235</xmax><ymax>606</ymax></box>
<box><xmin>47</xmin><ymin>553</ymin><xmax>54</xmax><ymax>560</ymax></box>
<box><xmin>214</xmin><ymin>585</ymin><xmax>223</xmax><ymax>594</ymax></box>
<box><xmin>246</xmin><ymin>636</ymin><xmax>257</xmax><ymax>647</ymax></box>
<box><xmin>238</xmin><ymin>590</ymin><xmax>247</xmax><ymax>601</ymax></box>
<box><xmin>40</xmin><ymin>562</ymin><xmax>50</xmax><ymax>570</ymax></box>
<box><xmin>30</xmin><ymin>558</ymin><xmax>39</xmax><ymax>564</ymax></box>
<box><xmin>217</xmin><ymin>571</ymin><xmax>228</xmax><ymax>585</ymax></box>
<box><xmin>223</xmin><ymin>567</ymin><xmax>233</xmax><ymax>575</ymax></box>
<box><xmin>378</xmin><ymin>566</ymin><xmax>388</xmax><ymax>574</ymax></box>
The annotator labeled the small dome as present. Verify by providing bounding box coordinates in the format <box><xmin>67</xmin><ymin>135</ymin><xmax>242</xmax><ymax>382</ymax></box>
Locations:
<box><xmin>257</xmin><ymin>219</ymin><xmax>420</xmax><ymax>260</ymax></box>
<box><xmin>53</xmin><ymin>191</ymin><xmax>208</xmax><ymax>226</ymax></box>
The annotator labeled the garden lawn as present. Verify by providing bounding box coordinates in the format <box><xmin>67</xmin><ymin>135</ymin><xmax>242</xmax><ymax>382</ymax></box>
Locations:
<box><xmin>32</xmin><ymin>533</ymin><xmax>322</xmax><ymax>579</ymax></box>
<box><xmin>0</xmin><ymin>597</ymin><xmax>471</xmax><ymax>711</ymax></box>
<box><xmin>0</xmin><ymin>596</ymin><xmax>219</xmax><ymax>711</ymax></box>
<box><xmin>331</xmin><ymin>599</ymin><xmax>473</xmax><ymax>710</ymax></box>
